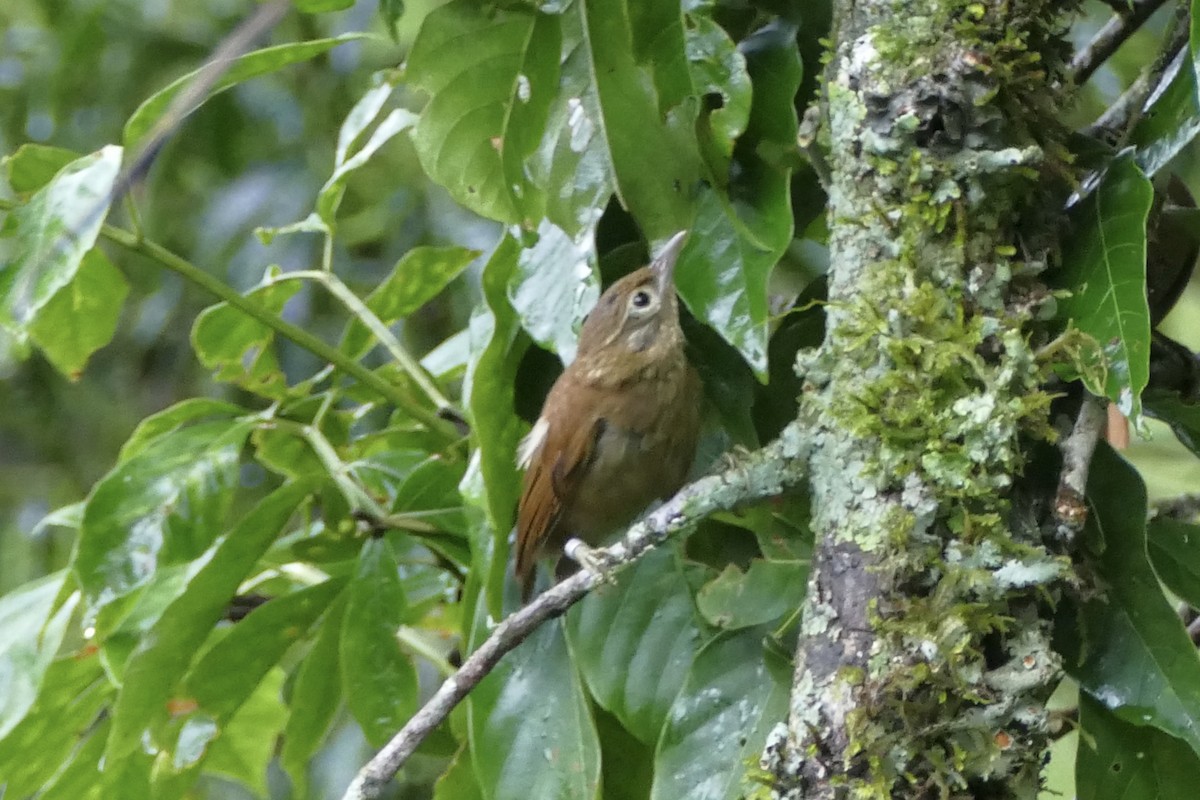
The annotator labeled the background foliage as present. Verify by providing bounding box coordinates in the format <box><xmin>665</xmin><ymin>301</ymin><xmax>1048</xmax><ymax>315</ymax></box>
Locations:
<box><xmin>1</xmin><ymin>1</ymin><xmax>1200</xmax><ymax>799</ymax></box>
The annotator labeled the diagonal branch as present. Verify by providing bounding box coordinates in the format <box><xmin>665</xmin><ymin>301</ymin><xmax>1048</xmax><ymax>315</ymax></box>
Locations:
<box><xmin>340</xmin><ymin>423</ymin><xmax>812</xmax><ymax>800</ymax></box>
<box><xmin>1071</xmin><ymin>0</ymin><xmax>1175</xmax><ymax>86</ymax></box>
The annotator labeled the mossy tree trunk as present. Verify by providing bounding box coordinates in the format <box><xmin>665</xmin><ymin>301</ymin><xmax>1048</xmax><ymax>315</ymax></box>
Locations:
<box><xmin>764</xmin><ymin>2</ymin><xmax>1078</xmax><ymax>797</ymax></box>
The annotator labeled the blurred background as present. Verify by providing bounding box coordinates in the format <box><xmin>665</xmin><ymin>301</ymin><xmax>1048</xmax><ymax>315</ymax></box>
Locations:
<box><xmin>1</xmin><ymin>0</ymin><xmax>1198</xmax><ymax>796</ymax></box>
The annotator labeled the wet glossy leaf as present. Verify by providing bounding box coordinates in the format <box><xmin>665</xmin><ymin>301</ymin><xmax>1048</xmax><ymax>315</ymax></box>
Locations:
<box><xmin>342</xmin><ymin>538</ymin><xmax>418</xmax><ymax>747</ymax></box>
<box><xmin>509</xmin><ymin>220</ymin><xmax>598</xmax><ymax>364</ymax></box>
<box><xmin>407</xmin><ymin>1</ymin><xmax>559</xmax><ymax>222</ymax></box>
<box><xmin>651</xmin><ymin>627</ymin><xmax>789</xmax><ymax>800</ymax></box>
<box><xmin>123</xmin><ymin>35</ymin><xmax>366</xmax><ymax>152</ymax></box>
<box><xmin>28</xmin><ymin>248</ymin><xmax>129</xmax><ymax>379</ymax></box>
<box><xmin>675</xmin><ymin>22</ymin><xmax>801</xmax><ymax>379</ymax></box>
<box><xmin>76</xmin><ymin>418</ymin><xmax>253</xmax><ymax>610</ymax></box>
<box><xmin>0</xmin><ymin>572</ymin><xmax>79</xmax><ymax>741</ymax></box>
<box><xmin>0</xmin><ymin>145</ymin><xmax>121</xmax><ymax>342</ymax></box>
<box><xmin>1131</xmin><ymin>24</ymin><xmax>1200</xmax><ymax>178</ymax></box>
<box><xmin>697</xmin><ymin>559</ymin><xmax>807</xmax><ymax>630</ymax></box>
<box><xmin>565</xmin><ymin>547</ymin><xmax>703</xmax><ymax>744</ymax></box>
<box><xmin>104</xmin><ymin>482</ymin><xmax>314</xmax><ymax>765</ymax></box>
<box><xmin>1077</xmin><ymin>693</ymin><xmax>1200</xmax><ymax>800</ymax></box>
<box><xmin>281</xmin><ymin>592</ymin><xmax>348</xmax><ymax>795</ymax></box>
<box><xmin>342</xmin><ymin>245</ymin><xmax>480</xmax><ymax>359</ymax></box>
<box><xmin>1058</xmin><ymin>155</ymin><xmax>1153</xmax><ymax>421</ymax></box>
<box><xmin>191</xmin><ymin>272</ymin><xmax>300</xmax><ymax>400</ymax></box>
<box><xmin>1065</xmin><ymin>445</ymin><xmax>1200</xmax><ymax>758</ymax></box>
<box><xmin>117</xmin><ymin>398</ymin><xmax>247</xmax><ymax>462</ymax></box>
<box><xmin>1147</xmin><ymin>519</ymin><xmax>1200</xmax><ymax>610</ymax></box>
<box><xmin>2</xmin><ymin>143</ymin><xmax>80</xmax><ymax>194</ymax></box>
<box><xmin>461</xmin><ymin>235</ymin><xmax>525</xmax><ymax>613</ymax></box>
<box><xmin>685</xmin><ymin>14</ymin><xmax>752</xmax><ymax>179</ymax></box>
<box><xmin>203</xmin><ymin>667</ymin><xmax>288</xmax><ymax>796</ymax></box>
<box><xmin>468</xmin><ymin>614</ymin><xmax>600</xmax><ymax>800</ymax></box>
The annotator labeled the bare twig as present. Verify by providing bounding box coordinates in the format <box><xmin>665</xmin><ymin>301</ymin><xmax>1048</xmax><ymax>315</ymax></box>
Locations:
<box><xmin>1152</xmin><ymin>493</ymin><xmax>1200</xmax><ymax>521</ymax></box>
<box><xmin>1053</xmin><ymin>394</ymin><xmax>1107</xmax><ymax>542</ymax></box>
<box><xmin>340</xmin><ymin>424</ymin><xmax>812</xmax><ymax>800</ymax></box>
<box><xmin>1071</xmin><ymin>0</ymin><xmax>1174</xmax><ymax>86</ymax></box>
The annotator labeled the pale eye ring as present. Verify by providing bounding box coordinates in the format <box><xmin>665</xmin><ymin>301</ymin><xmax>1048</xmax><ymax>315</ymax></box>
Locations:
<box><xmin>631</xmin><ymin>290</ymin><xmax>653</xmax><ymax>309</ymax></box>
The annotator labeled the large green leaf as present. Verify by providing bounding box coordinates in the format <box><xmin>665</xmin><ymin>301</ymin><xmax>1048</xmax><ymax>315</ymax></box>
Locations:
<box><xmin>0</xmin><ymin>145</ymin><xmax>121</xmax><ymax>341</ymax></box>
<box><xmin>468</xmin><ymin>615</ymin><xmax>600</xmax><ymax>800</ymax></box>
<box><xmin>104</xmin><ymin>482</ymin><xmax>314</xmax><ymax>765</ymax></box>
<box><xmin>434</xmin><ymin>746</ymin><xmax>485</xmax><ymax>800</ymax></box>
<box><xmin>76</xmin><ymin>418</ymin><xmax>254</xmax><ymax>611</ymax></box>
<box><xmin>0</xmin><ymin>572</ymin><xmax>79</xmax><ymax>741</ymax></box>
<box><xmin>117</xmin><ymin>398</ymin><xmax>247</xmax><ymax>462</ymax></box>
<box><xmin>1057</xmin><ymin>155</ymin><xmax>1153</xmax><ymax>421</ymax></box>
<box><xmin>191</xmin><ymin>270</ymin><xmax>301</xmax><ymax>400</ymax></box>
<box><xmin>461</xmin><ymin>235</ymin><xmax>526</xmax><ymax>614</ymax></box>
<box><xmin>1145</xmin><ymin>389</ymin><xmax>1200</xmax><ymax>458</ymax></box>
<box><xmin>341</xmin><ymin>537</ymin><xmax>419</xmax><ymax>747</ymax></box>
<box><xmin>1147</xmin><ymin>519</ymin><xmax>1200</xmax><ymax>610</ymax></box>
<box><xmin>1130</xmin><ymin>4</ymin><xmax>1200</xmax><ymax>178</ymax></box>
<box><xmin>0</xmin><ymin>656</ymin><xmax>111</xmax><ymax>799</ymax></box>
<box><xmin>1064</xmin><ymin>445</ymin><xmax>1200</xmax><ymax>758</ymax></box>
<box><xmin>27</xmin><ymin>247</ymin><xmax>129</xmax><ymax>379</ymax></box>
<box><xmin>123</xmin><ymin>35</ymin><xmax>366</xmax><ymax>152</ymax></box>
<box><xmin>674</xmin><ymin>22</ymin><xmax>800</xmax><ymax>379</ymax></box>
<box><xmin>651</xmin><ymin>627</ymin><xmax>789</xmax><ymax>800</ymax></box>
<box><xmin>1077</xmin><ymin>693</ymin><xmax>1200</xmax><ymax>800</ymax></box>
<box><xmin>281</xmin><ymin>592</ymin><xmax>348</xmax><ymax>795</ymax></box>
<box><xmin>696</xmin><ymin>559</ymin><xmax>807</xmax><ymax>630</ymax></box>
<box><xmin>565</xmin><ymin>548</ymin><xmax>703</xmax><ymax>744</ymax></box>
<box><xmin>202</xmin><ymin>667</ymin><xmax>289</xmax><ymax>797</ymax></box>
<box><xmin>407</xmin><ymin>0</ymin><xmax>560</xmax><ymax>222</ymax></box>
<box><xmin>509</xmin><ymin>220</ymin><xmax>599</xmax><ymax>363</ymax></box>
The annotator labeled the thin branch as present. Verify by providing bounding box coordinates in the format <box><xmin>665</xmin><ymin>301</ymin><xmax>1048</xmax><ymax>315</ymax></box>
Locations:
<box><xmin>1053</xmin><ymin>394</ymin><xmax>1107</xmax><ymax>542</ymax></box>
<box><xmin>340</xmin><ymin>424</ymin><xmax>812</xmax><ymax>800</ymax></box>
<box><xmin>1071</xmin><ymin>0</ymin><xmax>1174</xmax><ymax>86</ymax></box>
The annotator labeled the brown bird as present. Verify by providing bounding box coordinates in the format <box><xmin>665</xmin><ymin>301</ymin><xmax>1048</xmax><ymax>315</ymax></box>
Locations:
<box><xmin>514</xmin><ymin>231</ymin><xmax>702</xmax><ymax>599</ymax></box>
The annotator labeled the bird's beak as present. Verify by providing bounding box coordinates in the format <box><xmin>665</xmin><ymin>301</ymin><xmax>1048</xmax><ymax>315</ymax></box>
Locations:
<box><xmin>650</xmin><ymin>230</ymin><xmax>688</xmax><ymax>294</ymax></box>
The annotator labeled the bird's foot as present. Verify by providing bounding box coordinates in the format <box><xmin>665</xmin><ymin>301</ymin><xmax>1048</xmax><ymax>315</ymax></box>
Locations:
<box><xmin>564</xmin><ymin>538</ymin><xmax>614</xmax><ymax>584</ymax></box>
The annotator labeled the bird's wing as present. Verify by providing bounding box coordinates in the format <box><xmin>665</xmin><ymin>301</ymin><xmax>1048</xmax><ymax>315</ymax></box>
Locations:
<box><xmin>515</xmin><ymin>409</ymin><xmax>605</xmax><ymax>599</ymax></box>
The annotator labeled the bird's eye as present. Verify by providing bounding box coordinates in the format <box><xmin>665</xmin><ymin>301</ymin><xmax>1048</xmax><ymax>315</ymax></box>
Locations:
<box><xmin>629</xmin><ymin>289</ymin><xmax>655</xmax><ymax>312</ymax></box>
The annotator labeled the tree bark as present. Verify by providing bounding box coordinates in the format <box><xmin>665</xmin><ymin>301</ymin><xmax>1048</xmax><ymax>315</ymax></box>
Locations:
<box><xmin>765</xmin><ymin>2</ymin><xmax>1078</xmax><ymax>797</ymax></box>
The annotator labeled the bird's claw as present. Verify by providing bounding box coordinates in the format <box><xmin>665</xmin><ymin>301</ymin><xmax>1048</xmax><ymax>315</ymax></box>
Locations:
<box><xmin>564</xmin><ymin>538</ymin><xmax>614</xmax><ymax>584</ymax></box>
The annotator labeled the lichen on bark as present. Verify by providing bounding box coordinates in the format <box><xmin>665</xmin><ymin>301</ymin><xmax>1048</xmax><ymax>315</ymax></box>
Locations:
<box><xmin>764</xmin><ymin>1</ymin><xmax>1079</xmax><ymax>798</ymax></box>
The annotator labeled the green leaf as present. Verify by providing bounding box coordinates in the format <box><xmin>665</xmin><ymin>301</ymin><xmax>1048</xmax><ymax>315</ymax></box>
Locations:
<box><xmin>697</xmin><ymin>559</ymin><xmax>807</xmax><ymax>630</ymax></box>
<box><xmin>1057</xmin><ymin>154</ymin><xmax>1153</xmax><ymax>421</ymax></box>
<box><xmin>0</xmin><ymin>572</ymin><xmax>79</xmax><ymax>741</ymax></box>
<box><xmin>183</xmin><ymin>578</ymin><xmax>348</xmax><ymax>724</ymax></box>
<box><xmin>27</xmin><ymin>247</ymin><xmax>129</xmax><ymax>379</ymax></box>
<box><xmin>407</xmin><ymin>0</ymin><xmax>560</xmax><ymax>222</ymax></box>
<box><xmin>577</xmin><ymin>0</ymin><xmax>700</xmax><ymax>240</ymax></box>
<box><xmin>1131</xmin><ymin>14</ymin><xmax>1200</xmax><ymax>178</ymax></box>
<box><xmin>2</xmin><ymin>143</ymin><xmax>80</xmax><ymax>194</ymax></box>
<box><xmin>203</xmin><ymin>667</ymin><xmax>289</xmax><ymax>797</ymax></box>
<box><xmin>341</xmin><ymin>538</ymin><xmax>418</xmax><ymax>747</ymax></box>
<box><xmin>1145</xmin><ymin>389</ymin><xmax>1200</xmax><ymax>458</ymax></box>
<box><xmin>38</xmin><ymin>715</ymin><xmax>110</xmax><ymax>800</ymax></box>
<box><xmin>104</xmin><ymin>482</ymin><xmax>314</xmax><ymax>765</ymax></box>
<box><xmin>434</xmin><ymin>745</ymin><xmax>484</xmax><ymax>800</ymax></box>
<box><xmin>76</xmin><ymin>418</ymin><xmax>253</xmax><ymax>610</ymax></box>
<box><xmin>0</xmin><ymin>656</ymin><xmax>111</xmax><ymax>800</ymax></box>
<box><xmin>296</xmin><ymin>0</ymin><xmax>355</xmax><ymax>11</ymax></box>
<box><xmin>565</xmin><ymin>548</ymin><xmax>702</xmax><ymax>744</ymax></box>
<box><xmin>1077</xmin><ymin>693</ymin><xmax>1200</xmax><ymax>800</ymax></box>
<box><xmin>509</xmin><ymin>220</ymin><xmax>599</xmax><ymax>363</ymax></box>
<box><xmin>316</xmin><ymin>107</ymin><xmax>418</xmax><ymax>225</ymax></box>
<box><xmin>468</xmin><ymin>617</ymin><xmax>600</xmax><ymax>800</ymax></box>
<box><xmin>1065</xmin><ymin>444</ymin><xmax>1200</xmax><ymax>759</ymax></box>
<box><xmin>651</xmin><ymin>628</ymin><xmax>789</xmax><ymax>800</ymax></box>
<box><xmin>191</xmin><ymin>270</ymin><xmax>301</xmax><ymax>400</ymax></box>
<box><xmin>685</xmin><ymin>15</ymin><xmax>752</xmax><ymax>177</ymax></box>
<box><xmin>675</xmin><ymin>22</ymin><xmax>801</xmax><ymax>379</ymax></box>
<box><xmin>282</xmin><ymin>592</ymin><xmax>348</xmax><ymax>795</ymax></box>
<box><xmin>1147</xmin><ymin>519</ymin><xmax>1200</xmax><ymax>610</ymax></box>
<box><xmin>342</xmin><ymin>245</ymin><xmax>480</xmax><ymax>359</ymax></box>
<box><xmin>117</xmin><ymin>398</ymin><xmax>247</xmax><ymax>462</ymax></box>
<box><xmin>461</xmin><ymin>235</ymin><xmax>526</xmax><ymax>614</ymax></box>
<box><xmin>123</xmin><ymin>35</ymin><xmax>366</xmax><ymax>152</ymax></box>
<box><xmin>0</xmin><ymin>145</ymin><xmax>122</xmax><ymax>342</ymax></box>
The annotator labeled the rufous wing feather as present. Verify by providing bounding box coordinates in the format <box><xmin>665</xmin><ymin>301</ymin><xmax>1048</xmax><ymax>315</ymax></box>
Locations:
<box><xmin>515</xmin><ymin>413</ymin><xmax>604</xmax><ymax>599</ymax></box>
